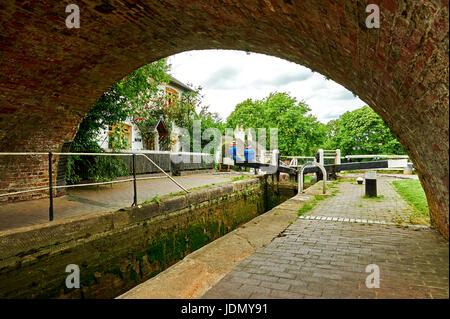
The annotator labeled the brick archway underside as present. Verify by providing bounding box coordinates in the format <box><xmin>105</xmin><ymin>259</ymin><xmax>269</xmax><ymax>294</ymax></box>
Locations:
<box><xmin>0</xmin><ymin>1</ymin><xmax>448</xmax><ymax>238</ymax></box>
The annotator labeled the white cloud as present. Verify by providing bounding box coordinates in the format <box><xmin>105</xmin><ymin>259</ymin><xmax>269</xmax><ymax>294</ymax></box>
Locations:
<box><xmin>167</xmin><ymin>50</ymin><xmax>366</xmax><ymax>123</ymax></box>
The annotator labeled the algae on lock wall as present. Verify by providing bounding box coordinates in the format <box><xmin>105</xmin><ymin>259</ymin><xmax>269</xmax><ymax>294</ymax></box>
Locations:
<box><xmin>0</xmin><ymin>178</ymin><xmax>297</xmax><ymax>299</ymax></box>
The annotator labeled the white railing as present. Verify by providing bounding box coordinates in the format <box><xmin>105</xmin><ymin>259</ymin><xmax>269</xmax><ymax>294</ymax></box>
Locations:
<box><xmin>344</xmin><ymin>154</ymin><xmax>409</xmax><ymax>160</ymax></box>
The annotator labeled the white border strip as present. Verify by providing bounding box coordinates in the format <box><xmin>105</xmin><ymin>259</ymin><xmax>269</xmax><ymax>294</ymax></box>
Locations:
<box><xmin>298</xmin><ymin>215</ymin><xmax>429</xmax><ymax>228</ymax></box>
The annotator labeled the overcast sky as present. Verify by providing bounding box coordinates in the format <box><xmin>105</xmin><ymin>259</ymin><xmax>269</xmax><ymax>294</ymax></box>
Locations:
<box><xmin>167</xmin><ymin>50</ymin><xmax>366</xmax><ymax>124</ymax></box>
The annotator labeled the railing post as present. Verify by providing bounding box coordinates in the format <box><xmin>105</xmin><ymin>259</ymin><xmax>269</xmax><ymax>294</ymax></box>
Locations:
<box><xmin>48</xmin><ymin>152</ymin><xmax>53</xmax><ymax>221</ymax></box>
<box><xmin>132</xmin><ymin>153</ymin><xmax>137</xmax><ymax>206</ymax></box>
<box><xmin>298</xmin><ymin>166</ymin><xmax>304</xmax><ymax>194</ymax></box>
<box><xmin>276</xmin><ymin>150</ymin><xmax>280</xmax><ymax>181</ymax></box>
<box><xmin>317</xmin><ymin>149</ymin><xmax>324</xmax><ymax>166</ymax></box>
<box><xmin>335</xmin><ymin>149</ymin><xmax>341</xmax><ymax>165</ymax></box>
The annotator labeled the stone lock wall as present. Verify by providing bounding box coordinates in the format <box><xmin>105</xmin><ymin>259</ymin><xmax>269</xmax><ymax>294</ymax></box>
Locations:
<box><xmin>0</xmin><ymin>177</ymin><xmax>296</xmax><ymax>299</ymax></box>
<box><xmin>0</xmin><ymin>1</ymin><xmax>447</xmax><ymax>238</ymax></box>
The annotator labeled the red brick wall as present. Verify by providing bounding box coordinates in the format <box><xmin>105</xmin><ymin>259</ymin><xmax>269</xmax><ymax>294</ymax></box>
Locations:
<box><xmin>0</xmin><ymin>0</ymin><xmax>448</xmax><ymax>238</ymax></box>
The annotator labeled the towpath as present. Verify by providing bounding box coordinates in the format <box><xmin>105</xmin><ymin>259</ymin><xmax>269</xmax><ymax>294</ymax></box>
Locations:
<box><xmin>0</xmin><ymin>172</ymin><xmax>242</xmax><ymax>231</ymax></box>
<box><xmin>202</xmin><ymin>176</ymin><xmax>449</xmax><ymax>298</ymax></box>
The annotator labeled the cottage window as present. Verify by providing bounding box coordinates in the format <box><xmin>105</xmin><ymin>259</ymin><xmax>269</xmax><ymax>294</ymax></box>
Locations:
<box><xmin>108</xmin><ymin>123</ymin><xmax>131</xmax><ymax>149</ymax></box>
<box><xmin>166</xmin><ymin>87</ymin><xmax>179</xmax><ymax>106</ymax></box>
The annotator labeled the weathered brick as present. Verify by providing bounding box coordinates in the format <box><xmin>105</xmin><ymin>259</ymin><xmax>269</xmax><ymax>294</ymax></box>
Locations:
<box><xmin>0</xmin><ymin>0</ymin><xmax>448</xmax><ymax>239</ymax></box>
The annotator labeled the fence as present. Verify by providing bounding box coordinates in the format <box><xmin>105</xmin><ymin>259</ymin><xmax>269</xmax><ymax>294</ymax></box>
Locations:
<box><xmin>282</xmin><ymin>151</ymin><xmax>410</xmax><ymax>167</ymax></box>
<box><xmin>0</xmin><ymin>151</ymin><xmax>213</xmax><ymax>222</ymax></box>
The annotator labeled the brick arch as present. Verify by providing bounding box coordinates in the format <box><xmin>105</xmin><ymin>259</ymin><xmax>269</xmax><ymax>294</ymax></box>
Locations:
<box><xmin>0</xmin><ymin>1</ymin><xmax>448</xmax><ymax>238</ymax></box>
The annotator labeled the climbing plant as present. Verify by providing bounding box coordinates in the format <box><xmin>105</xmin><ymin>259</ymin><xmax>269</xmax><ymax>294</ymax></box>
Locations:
<box><xmin>67</xmin><ymin>59</ymin><xmax>172</xmax><ymax>183</ymax></box>
<box><xmin>129</xmin><ymin>87</ymin><xmax>200</xmax><ymax>150</ymax></box>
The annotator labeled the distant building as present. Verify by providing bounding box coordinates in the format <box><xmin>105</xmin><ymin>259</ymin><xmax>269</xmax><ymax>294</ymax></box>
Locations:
<box><xmin>95</xmin><ymin>76</ymin><xmax>193</xmax><ymax>152</ymax></box>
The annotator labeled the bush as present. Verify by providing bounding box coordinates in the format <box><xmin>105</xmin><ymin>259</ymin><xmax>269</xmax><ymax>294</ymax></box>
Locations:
<box><xmin>66</xmin><ymin>155</ymin><xmax>128</xmax><ymax>184</ymax></box>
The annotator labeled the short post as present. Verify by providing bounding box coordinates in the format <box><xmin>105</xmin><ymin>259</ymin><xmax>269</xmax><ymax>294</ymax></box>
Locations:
<box><xmin>275</xmin><ymin>149</ymin><xmax>280</xmax><ymax>181</ymax></box>
<box><xmin>132</xmin><ymin>153</ymin><xmax>137</xmax><ymax>206</ymax></box>
<box><xmin>365</xmin><ymin>171</ymin><xmax>377</xmax><ymax>197</ymax></box>
<box><xmin>298</xmin><ymin>169</ymin><xmax>303</xmax><ymax>194</ymax></box>
<box><xmin>335</xmin><ymin>149</ymin><xmax>341</xmax><ymax>165</ymax></box>
<box><xmin>403</xmin><ymin>163</ymin><xmax>413</xmax><ymax>175</ymax></box>
<box><xmin>48</xmin><ymin>152</ymin><xmax>54</xmax><ymax>221</ymax></box>
<box><xmin>317</xmin><ymin>149</ymin><xmax>324</xmax><ymax>166</ymax></box>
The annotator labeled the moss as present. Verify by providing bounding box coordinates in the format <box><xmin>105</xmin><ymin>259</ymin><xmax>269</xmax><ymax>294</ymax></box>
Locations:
<box><xmin>129</xmin><ymin>269</ymin><xmax>139</xmax><ymax>283</ymax></box>
<box><xmin>162</xmin><ymin>233</ymin><xmax>186</xmax><ymax>263</ymax></box>
<box><xmin>80</xmin><ymin>270</ymin><xmax>96</xmax><ymax>286</ymax></box>
<box><xmin>185</xmin><ymin>224</ymin><xmax>208</xmax><ymax>252</ymax></box>
<box><xmin>173</xmin><ymin>232</ymin><xmax>188</xmax><ymax>259</ymax></box>
<box><xmin>168</xmin><ymin>191</ymin><xmax>185</xmax><ymax>197</ymax></box>
<box><xmin>136</xmin><ymin>252</ymin><xmax>145</xmax><ymax>277</ymax></box>
<box><xmin>205</xmin><ymin>221</ymin><xmax>219</xmax><ymax>238</ymax></box>
<box><xmin>36</xmin><ymin>181</ymin><xmax>295</xmax><ymax>299</ymax></box>
<box><xmin>146</xmin><ymin>240</ymin><xmax>165</xmax><ymax>264</ymax></box>
<box><xmin>141</xmin><ymin>194</ymin><xmax>161</xmax><ymax>206</ymax></box>
<box><xmin>231</xmin><ymin>174</ymin><xmax>247</xmax><ymax>182</ymax></box>
<box><xmin>106</xmin><ymin>267</ymin><xmax>123</xmax><ymax>279</ymax></box>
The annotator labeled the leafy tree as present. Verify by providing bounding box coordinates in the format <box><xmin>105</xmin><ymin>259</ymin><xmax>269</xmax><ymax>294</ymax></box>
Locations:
<box><xmin>71</xmin><ymin>59</ymin><xmax>171</xmax><ymax>153</ymax></box>
<box><xmin>67</xmin><ymin>59</ymin><xmax>215</xmax><ymax>182</ymax></box>
<box><xmin>67</xmin><ymin>59</ymin><xmax>172</xmax><ymax>183</ymax></box>
<box><xmin>324</xmin><ymin>106</ymin><xmax>404</xmax><ymax>155</ymax></box>
<box><xmin>226</xmin><ymin>93</ymin><xmax>326</xmax><ymax>156</ymax></box>
<box><xmin>197</xmin><ymin>104</ymin><xmax>224</xmax><ymax>147</ymax></box>
<box><xmin>227</xmin><ymin>98</ymin><xmax>265</xmax><ymax>130</ymax></box>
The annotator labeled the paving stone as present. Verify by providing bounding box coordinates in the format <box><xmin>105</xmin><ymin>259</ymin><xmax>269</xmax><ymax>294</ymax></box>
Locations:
<box><xmin>202</xmin><ymin>177</ymin><xmax>449</xmax><ymax>299</ymax></box>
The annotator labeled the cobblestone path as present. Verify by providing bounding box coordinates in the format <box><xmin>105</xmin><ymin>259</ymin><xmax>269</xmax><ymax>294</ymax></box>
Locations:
<box><xmin>203</xmin><ymin>177</ymin><xmax>449</xmax><ymax>299</ymax></box>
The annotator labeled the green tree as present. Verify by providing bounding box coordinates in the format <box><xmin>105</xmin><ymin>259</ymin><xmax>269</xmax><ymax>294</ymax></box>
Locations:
<box><xmin>71</xmin><ymin>59</ymin><xmax>171</xmax><ymax>153</ymax></box>
<box><xmin>227</xmin><ymin>98</ymin><xmax>265</xmax><ymax>130</ymax></box>
<box><xmin>67</xmin><ymin>59</ymin><xmax>172</xmax><ymax>183</ymax></box>
<box><xmin>325</xmin><ymin>106</ymin><xmax>404</xmax><ymax>155</ymax></box>
<box><xmin>226</xmin><ymin>92</ymin><xmax>326</xmax><ymax>156</ymax></box>
<box><xmin>196</xmin><ymin>104</ymin><xmax>224</xmax><ymax>150</ymax></box>
<box><xmin>67</xmin><ymin>59</ymin><xmax>216</xmax><ymax>182</ymax></box>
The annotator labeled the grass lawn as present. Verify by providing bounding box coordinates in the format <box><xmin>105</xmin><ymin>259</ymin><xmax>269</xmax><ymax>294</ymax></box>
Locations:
<box><xmin>392</xmin><ymin>179</ymin><xmax>430</xmax><ymax>225</ymax></box>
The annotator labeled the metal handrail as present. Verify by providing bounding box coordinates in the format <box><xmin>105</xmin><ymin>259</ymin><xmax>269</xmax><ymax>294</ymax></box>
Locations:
<box><xmin>140</xmin><ymin>154</ymin><xmax>189</xmax><ymax>193</ymax></box>
<box><xmin>0</xmin><ymin>151</ymin><xmax>203</xmax><ymax>221</ymax></box>
<box><xmin>298</xmin><ymin>161</ymin><xmax>327</xmax><ymax>195</ymax></box>
<box><xmin>345</xmin><ymin>154</ymin><xmax>409</xmax><ymax>159</ymax></box>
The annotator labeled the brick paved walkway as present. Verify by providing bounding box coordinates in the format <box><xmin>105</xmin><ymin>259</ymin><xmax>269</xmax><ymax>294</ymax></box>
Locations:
<box><xmin>203</xmin><ymin>177</ymin><xmax>449</xmax><ymax>299</ymax></box>
<box><xmin>308</xmin><ymin>176</ymin><xmax>425</xmax><ymax>224</ymax></box>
